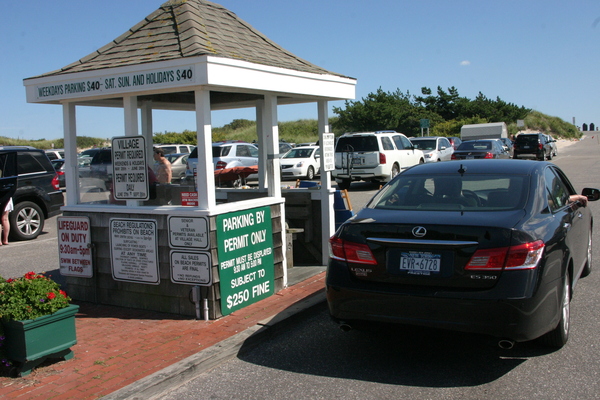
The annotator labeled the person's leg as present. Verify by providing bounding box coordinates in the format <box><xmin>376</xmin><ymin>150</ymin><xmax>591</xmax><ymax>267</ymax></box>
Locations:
<box><xmin>1</xmin><ymin>210</ymin><xmax>9</xmax><ymax>245</ymax></box>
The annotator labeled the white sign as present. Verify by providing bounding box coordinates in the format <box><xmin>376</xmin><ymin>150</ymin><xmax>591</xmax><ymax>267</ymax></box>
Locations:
<box><xmin>34</xmin><ymin>65</ymin><xmax>196</xmax><ymax>101</ymax></box>
<box><xmin>110</xmin><ymin>218</ymin><xmax>159</xmax><ymax>284</ymax></box>
<box><xmin>168</xmin><ymin>216</ymin><xmax>209</xmax><ymax>249</ymax></box>
<box><xmin>322</xmin><ymin>133</ymin><xmax>335</xmax><ymax>172</ymax></box>
<box><xmin>112</xmin><ymin>136</ymin><xmax>149</xmax><ymax>200</ymax></box>
<box><xmin>170</xmin><ymin>251</ymin><xmax>212</xmax><ymax>286</ymax></box>
<box><xmin>57</xmin><ymin>216</ymin><xmax>93</xmax><ymax>278</ymax></box>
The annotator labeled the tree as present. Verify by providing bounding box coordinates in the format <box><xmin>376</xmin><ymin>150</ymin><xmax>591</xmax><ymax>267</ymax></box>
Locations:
<box><xmin>333</xmin><ymin>88</ymin><xmax>442</xmax><ymax>136</ymax></box>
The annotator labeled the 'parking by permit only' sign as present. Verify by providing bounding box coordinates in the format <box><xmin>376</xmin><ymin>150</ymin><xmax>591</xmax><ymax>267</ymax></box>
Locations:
<box><xmin>217</xmin><ymin>207</ymin><xmax>274</xmax><ymax>315</ymax></box>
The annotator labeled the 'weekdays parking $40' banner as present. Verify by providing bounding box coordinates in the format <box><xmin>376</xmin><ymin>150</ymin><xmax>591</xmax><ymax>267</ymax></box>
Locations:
<box><xmin>217</xmin><ymin>207</ymin><xmax>274</xmax><ymax>315</ymax></box>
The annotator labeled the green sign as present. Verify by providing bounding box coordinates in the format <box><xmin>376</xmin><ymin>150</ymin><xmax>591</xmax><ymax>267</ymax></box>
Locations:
<box><xmin>420</xmin><ymin>119</ymin><xmax>430</xmax><ymax>128</ymax></box>
<box><xmin>217</xmin><ymin>207</ymin><xmax>274</xmax><ymax>315</ymax></box>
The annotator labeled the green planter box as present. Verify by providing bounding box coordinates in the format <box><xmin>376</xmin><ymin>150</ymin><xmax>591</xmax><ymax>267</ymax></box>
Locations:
<box><xmin>2</xmin><ymin>304</ymin><xmax>79</xmax><ymax>376</ymax></box>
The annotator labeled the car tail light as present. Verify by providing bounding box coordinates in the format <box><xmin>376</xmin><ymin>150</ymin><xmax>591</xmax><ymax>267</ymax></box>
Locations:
<box><xmin>465</xmin><ymin>240</ymin><xmax>545</xmax><ymax>271</ymax></box>
<box><xmin>451</xmin><ymin>153</ymin><xmax>458</xmax><ymax>160</ymax></box>
<box><xmin>538</xmin><ymin>143</ymin><xmax>543</xmax><ymax>150</ymax></box>
<box><xmin>215</xmin><ymin>161</ymin><xmax>227</xmax><ymax>170</ymax></box>
<box><xmin>484</xmin><ymin>152</ymin><xmax>494</xmax><ymax>159</ymax></box>
<box><xmin>329</xmin><ymin>236</ymin><xmax>377</xmax><ymax>265</ymax></box>
<box><xmin>51</xmin><ymin>174</ymin><xmax>60</xmax><ymax>190</ymax></box>
<box><xmin>379</xmin><ymin>152</ymin><xmax>387</xmax><ymax>164</ymax></box>
<box><xmin>504</xmin><ymin>240</ymin><xmax>545</xmax><ymax>270</ymax></box>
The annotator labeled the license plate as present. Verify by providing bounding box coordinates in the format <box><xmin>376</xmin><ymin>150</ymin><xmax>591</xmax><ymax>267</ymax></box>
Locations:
<box><xmin>352</xmin><ymin>157</ymin><xmax>363</xmax><ymax>165</ymax></box>
<box><xmin>400</xmin><ymin>252</ymin><xmax>441</xmax><ymax>273</ymax></box>
<box><xmin>466</xmin><ymin>155</ymin><xmax>474</xmax><ymax>159</ymax></box>
<box><xmin>523</xmin><ymin>145</ymin><xmax>530</xmax><ymax>149</ymax></box>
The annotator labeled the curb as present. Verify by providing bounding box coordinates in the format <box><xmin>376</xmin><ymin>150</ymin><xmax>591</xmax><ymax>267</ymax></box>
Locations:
<box><xmin>103</xmin><ymin>290</ymin><xmax>326</xmax><ymax>400</ymax></box>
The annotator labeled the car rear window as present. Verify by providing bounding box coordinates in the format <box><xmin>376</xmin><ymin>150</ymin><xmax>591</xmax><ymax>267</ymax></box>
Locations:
<box><xmin>336</xmin><ymin>136</ymin><xmax>379</xmax><ymax>152</ymax></box>
<box><xmin>212</xmin><ymin>145</ymin><xmax>232</xmax><ymax>157</ymax></box>
<box><xmin>412</xmin><ymin>139</ymin><xmax>436</xmax><ymax>150</ymax></box>
<box><xmin>458</xmin><ymin>141</ymin><xmax>492</xmax><ymax>150</ymax></box>
<box><xmin>369</xmin><ymin>174</ymin><xmax>528</xmax><ymax>211</ymax></box>
<box><xmin>516</xmin><ymin>135</ymin><xmax>540</xmax><ymax>145</ymax></box>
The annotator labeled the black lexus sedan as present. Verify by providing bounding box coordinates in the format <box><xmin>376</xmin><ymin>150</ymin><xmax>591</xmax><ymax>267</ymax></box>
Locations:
<box><xmin>326</xmin><ymin>159</ymin><xmax>599</xmax><ymax>348</ymax></box>
<box><xmin>451</xmin><ymin>139</ymin><xmax>510</xmax><ymax>160</ymax></box>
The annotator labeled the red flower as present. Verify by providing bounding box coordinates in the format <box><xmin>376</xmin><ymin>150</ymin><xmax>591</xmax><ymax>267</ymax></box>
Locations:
<box><xmin>47</xmin><ymin>292</ymin><xmax>56</xmax><ymax>300</ymax></box>
<box><xmin>24</xmin><ymin>272</ymin><xmax>36</xmax><ymax>280</ymax></box>
<box><xmin>6</xmin><ymin>279</ymin><xmax>13</xmax><ymax>283</ymax></box>
<box><xmin>59</xmin><ymin>290</ymin><xmax>68</xmax><ymax>298</ymax></box>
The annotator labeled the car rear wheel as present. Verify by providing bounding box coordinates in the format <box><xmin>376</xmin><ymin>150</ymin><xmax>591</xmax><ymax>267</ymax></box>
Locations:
<box><xmin>10</xmin><ymin>201</ymin><xmax>45</xmax><ymax>241</ymax></box>
<box><xmin>540</xmin><ymin>270</ymin><xmax>570</xmax><ymax>348</ymax></box>
<box><xmin>546</xmin><ymin>150</ymin><xmax>552</xmax><ymax>160</ymax></box>
<box><xmin>306</xmin><ymin>166</ymin><xmax>315</xmax><ymax>180</ymax></box>
<box><xmin>538</xmin><ymin>151</ymin><xmax>546</xmax><ymax>161</ymax></box>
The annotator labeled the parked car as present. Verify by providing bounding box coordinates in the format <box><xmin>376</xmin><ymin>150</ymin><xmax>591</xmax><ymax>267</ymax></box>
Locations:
<box><xmin>45</xmin><ymin>149</ymin><xmax>65</xmax><ymax>160</ymax></box>
<box><xmin>296</xmin><ymin>142</ymin><xmax>317</xmax><ymax>147</ymax></box>
<box><xmin>448</xmin><ymin>137</ymin><xmax>462</xmax><ymax>150</ymax></box>
<box><xmin>0</xmin><ymin>146</ymin><xmax>64</xmax><ymax>240</ymax></box>
<box><xmin>158</xmin><ymin>152</ymin><xmax>189</xmax><ymax>182</ymax></box>
<box><xmin>51</xmin><ymin>159</ymin><xmax>66</xmax><ymax>190</ymax></box>
<box><xmin>78</xmin><ymin>148</ymin><xmax>103</xmax><ymax>159</ymax></box>
<box><xmin>409</xmin><ymin>136</ymin><xmax>453</xmax><ymax>163</ymax></box>
<box><xmin>154</xmin><ymin>144</ymin><xmax>194</xmax><ymax>155</ymax></box>
<box><xmin>499</xmin><ymin>137</ymin><xmax>514</xmax><ymax>157</ymax></box>
<box><xmin>78</xmin><ymin>156</ymin><xmax>93</xmax><ymax>178</ymax></box>
<box><xmin>185</xmin><ymin>141</ymin><xmax>259</xmax><ymax>181</ymax></box>
<box><xmin>280</xmin><ymin>146</ymin><xmax>320</xmax><ymax>180</ymax></box>
<box><xmin>544</xmin><ymin>134</ymin><xmax>558</xmax><ymax>157</ymax></box>
<box><xmin>451</xmin><ymin>139</ymin><xmax>511</xmax><ymax>160</ymax></box>
<box><xmin>89</xmin><ymin>148</ymin><xmax>113</xmax><ymax>182</ymax></box>
<box><xmin>332</xmin><ymin>131</ymin><xmax>425</xmax><ymax>190</ymax></box>
<box><xmin>327</xmin><ymin>159</ymin><xmax>599</xmax><ymax>348</ymax></box>
<box><xmin>513</xmin><ymin>133</ymin><xmax>553</xmax><ymax>160</ymax></box>
<box><xmin>279</xmin><ymin>142</ymin><xmax>294</xmax><ymax>154</ymax></box>
<box><xmin>52</xmin><ymin>158</ymin><xmax>92</xmax><ymax>189</ymax></box>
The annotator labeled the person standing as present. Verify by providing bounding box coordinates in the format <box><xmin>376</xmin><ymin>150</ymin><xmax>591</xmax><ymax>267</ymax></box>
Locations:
<box><xmin>1</xmin><ymin>197</ymin><xmax>12</xmax><ymax>245</ymax></box>
<box><xmin>153</xmin><ymin>148</ymin><xmax>172</xmax><ymax>184</ymax></box>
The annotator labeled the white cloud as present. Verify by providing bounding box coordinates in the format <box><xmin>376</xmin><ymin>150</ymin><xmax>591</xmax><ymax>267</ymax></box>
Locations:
<box><xmin>460</xmin><ymin>60</ymin><xmax>471</xmax><ymax>66</ymax></box>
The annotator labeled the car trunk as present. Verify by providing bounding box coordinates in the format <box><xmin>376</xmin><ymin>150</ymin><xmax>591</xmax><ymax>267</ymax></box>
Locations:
<box><xmin>335</xmin><ymin>136</ymin><xmax>381</xmax><ymax>171</ymax></box>
<box><xmin>453</xmin><ymin>150</ymin><xmax>492</xmax><ymax>159</ymax></box>
<box><xmin>338</xmin><ymin>210</ymin><xmax>525</xmax><ymax>290</ymax></box>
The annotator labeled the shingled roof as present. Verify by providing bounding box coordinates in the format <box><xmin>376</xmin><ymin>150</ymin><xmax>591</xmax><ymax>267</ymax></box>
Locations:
<box><xmin>36</xmin><ymin>0</ymin><xmax>346</xmax><ymax>79</ymax></box>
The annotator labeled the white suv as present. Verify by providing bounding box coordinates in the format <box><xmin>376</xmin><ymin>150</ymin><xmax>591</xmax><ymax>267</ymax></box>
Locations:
<box><xmin>332</xmin><ymin>131</ymin><xmax>424</xmax><ymax>190</ymax></box>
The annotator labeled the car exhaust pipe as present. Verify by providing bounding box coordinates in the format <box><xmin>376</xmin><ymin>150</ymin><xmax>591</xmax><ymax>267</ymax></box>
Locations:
<box><xmin>339</xmin><ymin>323</ymin><xmax>352</xmax><ymax>332</ymax></box>
<box><xmin>498</xmin><ymin>339</ymin><xmax>515</xmax><ymax>349</ymax></box>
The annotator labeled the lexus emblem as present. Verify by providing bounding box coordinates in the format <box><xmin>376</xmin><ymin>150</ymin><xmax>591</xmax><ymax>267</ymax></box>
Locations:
<box><xmin>412</xmin><ymin>226</ymin><xmax>427</xmax><ymax>238</ymax></box>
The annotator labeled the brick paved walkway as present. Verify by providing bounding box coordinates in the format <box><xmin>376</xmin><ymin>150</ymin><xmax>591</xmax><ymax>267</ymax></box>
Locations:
<box><xmin>0</xmin><ymin>272</ymin><xmax>326</xmax><ymax>399</ymax></box>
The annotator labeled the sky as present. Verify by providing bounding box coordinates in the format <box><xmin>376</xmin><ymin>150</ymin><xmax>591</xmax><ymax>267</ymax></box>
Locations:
<box><xmin>1</xmin><ymin>0</ymin><xmax>599</xmax><ymax>141</ymax></box>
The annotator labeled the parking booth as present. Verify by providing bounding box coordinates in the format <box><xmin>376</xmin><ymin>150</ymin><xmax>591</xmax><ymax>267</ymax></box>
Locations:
<box><xmin>23</xmin><ymin>0</ymin><xmax>356</xmax><ymax>319</ymax></box>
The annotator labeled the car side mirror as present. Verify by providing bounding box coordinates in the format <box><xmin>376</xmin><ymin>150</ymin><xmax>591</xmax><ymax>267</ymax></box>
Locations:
<box><xmin>582</xmin><ymin>188</ymin><xmax>600</xmax><ymax>201</ymax></box>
